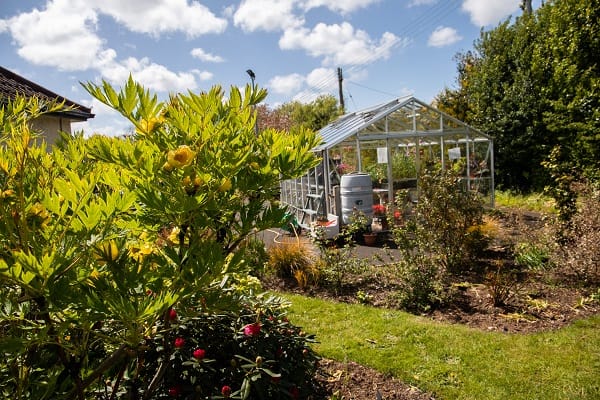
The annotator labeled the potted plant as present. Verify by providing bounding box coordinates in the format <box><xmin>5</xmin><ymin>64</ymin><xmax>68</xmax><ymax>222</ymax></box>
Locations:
<box><xmin>349</xmin><ymin>209</ymin><xmax>377</xmax><ymax>246</ymax></box>
<box><xmin>372</xmin><ymin>204</ymin><xmax>389</xmax><ymax>231</ymax></box>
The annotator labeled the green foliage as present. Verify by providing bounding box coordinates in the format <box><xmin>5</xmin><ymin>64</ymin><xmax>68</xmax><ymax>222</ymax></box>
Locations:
<box><xmin>275</xmin><ymin>94</ymin><xmax>342</xmax><ymax>132</ymax></box>
<box><xmin>394</xmin><ymin>170</ymin><xmax>486</xmax><ymax>272</ymax></box>
<box><xmin>542</xmin><ymin>146</ymin><xmax>577</xmax><ymax>230</ymax></box>
<box><xmin>438</xmin><ymin>0</ymin><xmax>600</xmax><ymax>192</ymax></box>
<box><xmin>514</xmin><ymin>242</ymin><xmax>552</xmax><ymax>271</ymax></box>
<box><xmin>494</xmin><ymin>190</ymin><xmax>556</xmax><ymax>213</ymax></box>
<box><xmin>394</xmin><ymin>254</ymin><xmax>449</xmax><ymax>312</ymax></box>
<box><xmin>0</xmin><ymin>80</ymin><xmax>320</xmax><ymax>399</ymax></box>
<box><xmin>366</xmin><ymin>152</ymin><xmax>417</xmax><ymax>184</ymax></box>
<box><xmin>390</xmin><ymin>169</ymin><xmax>486</xmax><ymax>311</ymax></box>
<box><xmin>136</xmin><ymin>294</ymin><xmax>319</xmax><ymax>399</ymax></box>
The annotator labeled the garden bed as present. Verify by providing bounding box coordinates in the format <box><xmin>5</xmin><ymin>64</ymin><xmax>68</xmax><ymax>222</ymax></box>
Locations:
<box><xmin>261</xmin><ymin>207</ymin><xmax>600</xmax><ymax>399</ymax></box>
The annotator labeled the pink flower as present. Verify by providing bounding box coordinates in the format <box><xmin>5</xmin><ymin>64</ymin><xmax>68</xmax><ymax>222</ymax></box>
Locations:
<box><xmin>243</xmin><ymin>323</ymin><xmax>261</xmax><ymax>336</ymax></box>
<box><xmin>193</xmin><ymin>348</ymin><xmax>205</xmax><ymax>359</ymax></box>
<box><xmin>221</xmin><ymin>385</ymin><xmax>232</xmax><ymax>398</ymax></box>
<box><xmin>168</xmin><ymin>308</ymin><xmax>177</xmax><ymax>320</ymax></box>
<box><xmin>174</xmin><ymin>337</ymin><xmax>185</xmax><ymax>348</ymax></box>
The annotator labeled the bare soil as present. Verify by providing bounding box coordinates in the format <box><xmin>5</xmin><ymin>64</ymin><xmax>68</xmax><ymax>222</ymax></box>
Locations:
<box><xmin>261</xmin><ymin>208</ymin><xmax>600</xmax><ymax>399</ymax></box>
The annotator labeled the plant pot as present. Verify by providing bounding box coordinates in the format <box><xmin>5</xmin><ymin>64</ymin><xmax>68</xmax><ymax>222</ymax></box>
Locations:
<box><xmin>363</xmin><ymin>232</ymin><xmax>377</xmax><ymax>246</ymax></box>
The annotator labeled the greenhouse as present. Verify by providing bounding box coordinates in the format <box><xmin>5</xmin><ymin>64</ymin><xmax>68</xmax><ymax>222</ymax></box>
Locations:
<box><xmin>280</xmin><ymin>96</ymin><xmax>494</xmax><ymax>234</ymax></box>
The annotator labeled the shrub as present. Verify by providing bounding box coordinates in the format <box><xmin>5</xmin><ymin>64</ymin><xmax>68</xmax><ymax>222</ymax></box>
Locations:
<box><xmin>394</xmin><ymin>254</ymin><xmax>449</xmax><ymax>312</ymax></box>
<box><xmin>389</xmin><ymin>169</ymin><xmax>486</xmax><ymax>312</ymax></box>
<box><xmin>553</xmin><ymin>182</ymin><xmax>600</xmax><ymax>284</ymax></box>
<box><xmin>240</xmin><ymin>236</ymin><xmax>269</xmax><ymax>276</ymax></box>
<box><xmin>136</xmin><ymin>294</ymin><xmax>320</xmax><ymax>399</ymax></box>
<box><xmin>0</xmin><ymin>81</ymin><xmax>321</xmax><ymax>398</ymax></box>
<box><xmin>485</xmin><ymin>260</ymin><xmax>525</xmax><ymax>307</ymax></box>
<box><xmin>394</xmin><ymin>169</ymin><xmax>486</xmax><ymax>272</ymax></box>
<box><xmin>514</xmin><ymin>242</ymin><xmax>552</xmax><ymax>271</ymax></box>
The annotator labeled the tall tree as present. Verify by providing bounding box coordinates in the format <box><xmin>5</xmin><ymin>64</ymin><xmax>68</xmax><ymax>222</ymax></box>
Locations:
<box><xmin>438</xmin><ymin>0</ymin><xmax>600</xmax><ymax>191</ymax></box>
<box><xmin>276</xmin><ymin>94</ymin><xmax>342</xmax><ymax>132</ymax></box>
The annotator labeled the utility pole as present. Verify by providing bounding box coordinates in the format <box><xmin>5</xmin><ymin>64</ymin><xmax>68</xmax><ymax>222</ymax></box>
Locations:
<box><xmin>521</xmin><ymin>0</ymin><xmax>532</xmax><ymax>14</ymax></box>
<box><xmin>337</xmin><ymin>67</ymin><xmax>345</xmax><ymax>114</ymax></box>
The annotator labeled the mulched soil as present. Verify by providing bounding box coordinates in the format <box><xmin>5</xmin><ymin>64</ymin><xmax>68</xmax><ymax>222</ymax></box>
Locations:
<box><xmin>260</xmin><ymin>208</ymin><xmax>600</xmax><ymax>399</ymax></box>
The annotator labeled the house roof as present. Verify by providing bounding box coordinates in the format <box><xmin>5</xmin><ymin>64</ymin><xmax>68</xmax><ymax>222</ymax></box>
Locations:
<box><xmin>315</xmin><ymin>96</ymin><xmax>490</xmax><ymax>152</ymax></box>
<box><xmin>0</xmin><ymin>66</ymin><xmax>94</xmax><ymax>121</ymax></box>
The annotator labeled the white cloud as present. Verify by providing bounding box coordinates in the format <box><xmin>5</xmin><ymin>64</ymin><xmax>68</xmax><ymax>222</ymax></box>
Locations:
<box><xmin>190</xmin><ymin>48</ymin><xmax>225</xmax><ymax>63</ymax></box>
<box><xmin>291</xmin><ymin>89</ymin><xmax>326</xmax><ymax>104</ymax></box>
<box><xmin>461</xmin><ymin>0</ymin><xmax>521</xmax><ymax>26</ymax></box>
<box><xmin>268</xmin><ymin>73</ymin><xmax>305</xmax><ymax>95</ymax></box>
<box><xmin>100</xmin><ymin>57</ymin><xmax>198</xmax><ymax>92</ymax></box>
<box><xmin>0</xmin><ymin>0</ymin><xmax>202</xmax><ymax>93</ymax></box>
<box><xmin>0</xmin><ymin>0</ymin><xmax>103</xmax><ymax>71</ymax></box>
<box><xmin>306</xmin><ymin>67</ymin><xmax>337</xmax><ymax>91</ymax></box>
<box><xmin>94</xmin><ymin>0</ymin><xmax>227</xmax><ymax>38</ymax></box>
<box><xmin>428</xmin><ymin>26</ymin><xmax>462</xmax><ymax>47</ymax></box>
<box><xmin>408</xmin><ymin>0</ymin><xmax>437</xmax><ymax>6</ymax></box>
<box><xmin>192</xmin><ymin>69</ymin><xmax>214</xmax><ymax>81</ymax></box>
<box><xmin>301</xmin><ymin>0</ymin><xmax>381</xmax><ymax>14</ymax></box>
<box><xmin>280</xmin><ymin>22</ymin><xmax>401</xmax><ymax>66</ymax></box>
<box><xmin>234</xmin><ymin>0</ymin><xmax>303</xmax><ymax>32</ymax></box>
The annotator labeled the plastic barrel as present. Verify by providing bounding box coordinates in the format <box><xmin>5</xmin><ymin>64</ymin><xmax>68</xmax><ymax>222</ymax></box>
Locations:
<box><xmin>340</xmin><ymin>172</ymin><xmax>373</xmax><ymax>224</ymax></box>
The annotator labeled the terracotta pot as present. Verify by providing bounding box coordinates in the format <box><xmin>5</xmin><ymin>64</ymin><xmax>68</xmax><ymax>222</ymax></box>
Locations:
<box><xmin>363</xmin><ymin>233</ymin><xmax>377</xmax><ymax>246</ymax></box>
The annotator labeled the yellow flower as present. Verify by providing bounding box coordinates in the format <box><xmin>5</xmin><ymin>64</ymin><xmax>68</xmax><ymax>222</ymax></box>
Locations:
<box><xmin>94</xmin><ymin>240</ymin><xmax>119</xmax><ymax>265</ymax></box>
<box><xmin>218</xmin><ymin>177</ymin><xmax>232</xmax><ymax>192</ymax></box>
<box><xmin>129</xmin><ymin>242</ymin><xmax>153</xmax><ymax>263</ymax></box>
<box><xmin>27</xmin><ymin>202</ymin><xmax>50</xmax><ymax>227</ymax></box>
<box><xmin>136</xmin><ymin>116</ymin><xmax>163</xmax><ymax>135</ymax></box>
<box><xmin>166</xmin><ymin>145</ymin><xmax>195</xmax><ymax>169</ymax></box>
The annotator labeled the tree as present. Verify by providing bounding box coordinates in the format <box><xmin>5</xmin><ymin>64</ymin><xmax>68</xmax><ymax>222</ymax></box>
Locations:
<box><xmin>275</xmin><ymin>94</ymin><xmax>342</xmax><ymax>132</ymax></box>
<box><xmin>438</xmin><ymin>0</ymin><xmax>600</xmax><ymax>191</ymax></box>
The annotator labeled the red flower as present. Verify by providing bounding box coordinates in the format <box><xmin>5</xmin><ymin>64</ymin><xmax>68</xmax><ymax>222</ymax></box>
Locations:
<box><xmin>289</xmin><ymin>386</ymin><xmax>300</xmax><ymax>400</ymax></box>
<box><xmin>394</xmin><ymin>210</ymin><xmax>401</xmax><ymax>219</ymax></box>
<box><xmin>373</xmin><ymin>204</ymin><xmax>386</xmax><ymax>215</ymax></box>
<box><xmin>168</xmin><ymin>386</ymin><xmax>180</xmax><ymax>397</ymax></box>
<box><xmin>221</xmin><ymin>385</ymin><xmax>232</xmax><ymax>398</ymax></box>
<box><xmin>168</xmin><ymin>308</ymin><xmax>177</xmax><ymax>320</ymax></box>
<box><xmin>174</xmin><ymin>337</ymin><xmax>185</xmax><ymax>348</ymax></box>
<box><xmin>193</xmin><ymin>348</ymin><xmax>205</xmax><ymax>359</ymax></box>
<box><xmin>243</xmin><ymin>323</ymin><xmax>261</xmax><ymax>336</ymax></box>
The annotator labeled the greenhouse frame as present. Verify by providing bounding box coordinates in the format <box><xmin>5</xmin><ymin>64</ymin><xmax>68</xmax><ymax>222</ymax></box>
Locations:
<box><xmin>280</xmin><ymin>96</ymin><xmax>494</xmax><ymax>232</ymax></box>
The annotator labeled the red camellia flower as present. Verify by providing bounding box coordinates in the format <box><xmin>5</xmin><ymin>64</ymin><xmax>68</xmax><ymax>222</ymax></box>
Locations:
<box><xmin>168</xmin><ymin>308</ymin><xmax>177</xmax><ymax>320</ymax></box>
<box><xmin>289</xmin><ymin>386</ymin><xmax>300</xmax><ymax>400</ymax></box>
<box><xmin>168</xmin><ymin>386</ymin><xmax>180</xmax><ymax>397</ymax></box>
<box><xmin>221</xmin><ymin>385</ymin><xmax>232</xmax><ymax>398</ymax></box>
<box><xmin>193</xmin><ymin>348</ymin><xmax>205</xmax><ymax>360</ymax></box>
<box><xmin>243</xmin><ymin>322</ymin><xmax>261</xmax><ymax>336</ymax></box>
<box><xmin>174</xmin><ymin>337</ymin><xmax>185</xmax><ymax>348</ymax></box>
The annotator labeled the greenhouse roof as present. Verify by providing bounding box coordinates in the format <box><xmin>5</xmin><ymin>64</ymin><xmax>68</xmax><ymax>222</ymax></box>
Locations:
<box><xmin>314</xmin><ymin>96</ymin><xmax>490</xmax><ymax>152</ymax></box>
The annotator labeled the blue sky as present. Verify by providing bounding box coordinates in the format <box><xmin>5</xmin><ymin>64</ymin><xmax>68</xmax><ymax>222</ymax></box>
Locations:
<box><xmin>1</xmin><ymin>0</ymin><xmax>540</xmax><ymax>136</ymax></box>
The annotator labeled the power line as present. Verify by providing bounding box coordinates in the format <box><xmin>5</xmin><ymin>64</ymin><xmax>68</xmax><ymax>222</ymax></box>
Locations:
<box><xmin>286</xmin><ymin>0</ymin><xmax>463</xmax><ymax>105</ymax></box>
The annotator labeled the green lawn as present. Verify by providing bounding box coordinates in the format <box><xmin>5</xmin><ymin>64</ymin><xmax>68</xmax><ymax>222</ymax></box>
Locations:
<box><xmin>283</xmin><ymin>294</ymin><xmax>600</xmax><ymax>400</ymax></box>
